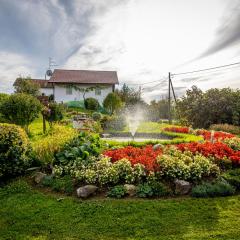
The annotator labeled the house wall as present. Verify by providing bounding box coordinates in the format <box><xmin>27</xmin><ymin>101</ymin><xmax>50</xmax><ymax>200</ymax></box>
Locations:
<box><xmin>53</xmin><ymin>84</ymin><xmax>114</xmax><ymax>104</ymax></box>
<box><xmin>40</xmin><ymin>88</ymin><xmax>54</xmax><ymax>96</ymax></box>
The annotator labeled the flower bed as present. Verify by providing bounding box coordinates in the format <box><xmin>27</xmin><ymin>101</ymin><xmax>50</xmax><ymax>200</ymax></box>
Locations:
<box><xmin>103</xmin><ymin>145</ymin><xmax>162</xmax><ymax>171</ymax></box>
<box><xmin>196</xmin><ymin>129</ymin><xmax>234</xmax><ymax>141</ymax></box>
<box><xmin>164</xmin><ymin>127</ymin><xmax>189</xmax><ymax>133</ymax></box>
<box><xmin>177</xmin><ymin>142</ymin><xmax>240</xmax><ymax>165</ymax></box>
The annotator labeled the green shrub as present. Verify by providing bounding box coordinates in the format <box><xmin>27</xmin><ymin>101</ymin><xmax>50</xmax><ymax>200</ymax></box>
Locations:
<box><xmin>0</xmin><ymin>93</ymin><xmax>9</xmax><ymax>122</ymax></box>
<box><xmin>107</xmin><ymin>185</ymin><xmax>127</xmax><ymax>198</ymax></box>
<box><xmin>101</xmin><ymin>115</ymin><xmax>126</xmax><ymax>131</ymax></box>
<box><xmin>157</xmin><ymin>149</ymin><xmax>220</xmax><ymax>182</ymax></box>
<box><xmin>210</xmin><ymin>124</ymin><xmax>240</xmax><ymax>135</ymax></box>
<box><xmin>223</xmin><ymin>137</ymin><xmax>240</xmax><ymax>151</ymax></box>
<box><xmin>103</xmin><ymin>92</ymin><xmax>122</xmax><ymax>115</ymax></box>
<box><xmin>0</xmin><ymin>123</ymin><xmax>32</xmax><ymax>179</ymax></box>
<box><xmin>42</xmin><ymin>175</ymin><xmax>74</xmax><ymax>194</ymax></box>
<box><xmin>84</xmin><ymin>98</ymin><xmax>99</xmax><ymax>110</ymax></box>
<box><xmin>191</xmin><ymin>180</ymin><xmax>235</xmax><ymax>198</ymax></box>
<box><xmin>55</xmin><ymin>132</ymin><xmax>103</xmax><ymax>166</ymax></box>
<box><xmin>92</xmin><ymin>112</ymin><xmax>102</xmax><ymax>121</ymax></box>
<box><xmin>150</xmin><ymin>181</ymin><xmax>171</xmax><ymax>197</ymax></box>
<box><xmin>136</xmin><ymin>183</ymin><xmax>153</xmax><ymax>198</ymax></box>
<box><xmin>0</xmin><ymin>93</ymin><xmax>42</xmax><ymax>133</ymax></box>
<box><xmin>222</xmin><ymin>168</ymin><xmax>240</xmax><ymax>190</ymax></box>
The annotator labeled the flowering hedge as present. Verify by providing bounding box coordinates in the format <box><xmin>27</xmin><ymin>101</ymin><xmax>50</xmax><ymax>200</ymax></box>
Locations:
<box><xmin>177</xmin><ymin>142</ymin><xmax>240</xmax><ymax>165</ymax></box>
<box><xmin>103</xmin><ymin>145</ymin><xmax>162</xmax><ymax>171</ymax></box>
<box><xmin>164</xmin><ymin>127</ymin><xmax>189</xmax><ymax>133</ymax></box>
<box><xmin>196</xmin><ymin>129</ymin><xmax>234</xmax><ymax>141</ymax></box>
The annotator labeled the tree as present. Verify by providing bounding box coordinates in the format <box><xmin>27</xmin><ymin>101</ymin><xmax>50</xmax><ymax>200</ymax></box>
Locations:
<box><xmin>14</xmin><ymin>77</ymin><xmax>40</xmax><ymax>97</ymax></box>
<box><xmin>0</xmin><ymin>93</ymin><xmax>9</xmax><ymax>122</ymax></box>
<box><xmin>115</xmin><ymin>83</ymin><xmax>144</xmax><ymax>106</ymax></box>
<box><xmin>0</xmin><ymin>93</ymin><xmax>42</xmax><ymax>133</ymax></box>
<box><xmin>176</xmin><ymin>86</ymin><xmax>240</xmax><ymax>128</ymax></box>
<box><xmin>103</xmin><ymin>92</ymin><xmax>122</xmax><ymax>115</ymax></box>
<box><xmin>148</xmin><ymin>99</ymin><xmax>170</xmax><ymax>121</ymax></box>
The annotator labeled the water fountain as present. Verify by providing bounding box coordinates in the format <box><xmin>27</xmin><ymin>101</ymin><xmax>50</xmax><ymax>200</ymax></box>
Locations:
<box><xmin>101</xmin><ymin>107</ymin><xmax>174</xmax><ymax>142</ymax></box>
<box><xmin>126</xmin><ymin>110</ymin><xmax>143</xmax><ymax>141</ymax></box>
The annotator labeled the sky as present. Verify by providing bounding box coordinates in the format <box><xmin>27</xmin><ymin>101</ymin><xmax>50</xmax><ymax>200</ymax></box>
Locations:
<box><xmin>0</xmin><ymin>0</ymin><xmax>240</xmax><ymax>102</ymax></box>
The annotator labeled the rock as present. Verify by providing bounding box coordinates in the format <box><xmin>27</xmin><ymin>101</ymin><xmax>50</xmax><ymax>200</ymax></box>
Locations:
<box><xmin>34</xmin><ymin>172</ymin><xmax>46</xmax><ymax>184</ymax></box>
<box><xmin>76</xmin><ymin>185</ymin><xmax>98</xmax><ymax>198</ymax></box>
<box><xmin>174</xmin><ymin>179</ymin><xmax>191</xmax><ymax>195</ymax></box>
<box><xmin>153</xmin><ymin>144</ymin><xmax>164</xmax><ymax>151</ymax></box>
<box><xmin>124</xmin><ymin>184</ymin><xmax>137</xmax><ymax>196</ymax></box>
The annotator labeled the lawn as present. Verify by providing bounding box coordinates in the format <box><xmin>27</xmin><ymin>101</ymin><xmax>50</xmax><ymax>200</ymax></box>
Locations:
<box><xmin>0</xmin><ymin>180</ymin><xmax>240</xmax><ymax>240</ymax></box>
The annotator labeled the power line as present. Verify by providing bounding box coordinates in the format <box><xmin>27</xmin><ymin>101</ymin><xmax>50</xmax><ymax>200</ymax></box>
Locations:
<box><xmin>121</xmin><ymin>76</ymin><xmax>167</xmax><ymax>86</ymax></box>
<box><xmin>172</xmin><ymin>61</ymin><xmax>240</xmax><ymax>76</ymax></box>
<box><xmin>142</xmin><ymin>78</ymin><xmax>168</xmax><ymax>92</ymax></box>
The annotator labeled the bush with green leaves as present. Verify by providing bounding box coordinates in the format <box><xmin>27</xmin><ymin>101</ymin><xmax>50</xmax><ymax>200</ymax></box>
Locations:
<box><xmin>0</xmin><ymin>93</ymin><xmax>42</xmax><ymax>133</ymax></box>
<box><xmin>92</xmin><ymin>112</ymin><xmax>102</xmax><ymax>121</ymax></box>
<box><xmin>55</xmin><ymin>132</ymin><xmax>103</xmax><ymax>166</ymax></box>
<box><xmin>0</xmin><ymin>93</ymin><xmax>9</xmax><ymax>122</ymax></box>
<box><xmin>149</xmin><ymin>181</ymin><xmax>171</xmax><ymax>197</ymax></box>
<box><xmin>42</xmin><ymin>175</ymin><xmax>74</xmax><ymax>194</ymax></box>
<box><xmin>54</xmin><ymin>154</ymin><xmax>147</xmax><ymax>187</ymax></box>
<box><xmin>210</xmin><ymin>124</ymin><xmax>240</xmax><ymax>135</ymax></box>
<box><xmin>157</xmin><ymin>148</ymin><xmax>220</xmax><ymax>182</ymax></box>
<box><xmin>84</xmin><ymin>98</ymin><xmax>99</xmax><ymax>110</ymax></box>
<box><xmin>107</xmin><ymin>185</ymin><xmax>127</xmax><ymax>198</ymax></box>
<box><xmin>101</xmin><ymin>114</ymin><xmax>126</xmax><ymax>131</ymax></box>
<box><xmin>103</xmin><ymin>92</ymin><xmax>122</xmax><ymax>115</ymax></box>
<box><xmin>0</xmin><ymin>123</ymin><xmax>32</xmax><ymax>180</ymax></box>
<box><xmin>191</xmin><ymin>180</ymin><xmax>235</xmax><ymax>198</ymax></box>
<box><xmin>222</xmin><ymin>168</ymin><xmax>240</xmax><ymax>190</ymax></box>
<box><xmin>136</xmin><ymin>183</ymin><xmax>154</xmax><ymax>198</ymax></box>
<box><xmin>223</xmin><ymin>137</ymin><xmax>240</xmax><ymax>151</ymax></box>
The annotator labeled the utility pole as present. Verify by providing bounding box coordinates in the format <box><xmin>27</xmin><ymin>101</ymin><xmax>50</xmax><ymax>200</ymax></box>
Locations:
<box><xmin>168</xmin><ymin>72</ymin><xmax>171</xmax><ymax>124</ymax></box>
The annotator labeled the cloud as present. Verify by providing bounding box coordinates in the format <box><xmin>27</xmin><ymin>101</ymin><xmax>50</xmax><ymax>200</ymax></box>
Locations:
<box><xmin>0</xmin><ymin>51</ymin><xmax>35</xmax><ymax>93</ymax></box>
<box><xmin>0</xmin><ymin>0</ymin><xmax>127</xmax><ymax>92</ymax></box>
<box><xmin>199</xmin><ymin>1</ymin><xmax>240</xmax><ymax>58</ymax></box>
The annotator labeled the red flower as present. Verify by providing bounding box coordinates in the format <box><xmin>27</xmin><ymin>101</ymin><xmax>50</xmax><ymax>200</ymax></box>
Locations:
<box><xmin>164</xmin><ymin>127</ymin><xmax>189</xmax><ymax>133</ymax></box>
<box><xmin>103</xmin><ymin>145</ymin><xmax>162</xmax><ymax>171</ymax></box>
<box><xmin>177</xmin><ymin>142</ymin><xmax>240</xmax><ymax>165</ymax></box>
<box><xmin>196</xmin><ymin>130</ymin><xmax>234</xmax><ymax>141</ymax></box>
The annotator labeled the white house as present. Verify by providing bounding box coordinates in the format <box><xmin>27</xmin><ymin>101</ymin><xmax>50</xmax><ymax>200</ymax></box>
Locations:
<box><xmin>14</xmin><ymin>69</ymin><xmax>119</xmax><ymax>104</ymax></box>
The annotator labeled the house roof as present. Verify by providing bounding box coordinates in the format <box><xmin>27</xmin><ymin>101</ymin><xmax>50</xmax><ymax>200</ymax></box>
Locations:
<box><xmin>13</xmin><ymin>78</ymin><xmax>53</xmax><ymax>88</ymax></box>
<box><xmin>48</xmin><ymin>69</ymin><xmax>119</xmax><ymax>84</ymax></box>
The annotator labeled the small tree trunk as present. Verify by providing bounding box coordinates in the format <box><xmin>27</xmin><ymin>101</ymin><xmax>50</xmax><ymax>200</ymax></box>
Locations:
<box><xmin>42</xmin><ymin>114</ymin><xmax>46</xmax><ymax>134</ymax></box>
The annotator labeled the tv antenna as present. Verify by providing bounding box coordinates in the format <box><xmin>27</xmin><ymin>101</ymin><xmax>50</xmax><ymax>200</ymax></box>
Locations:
<box><xmin>45</xmin><ymin>57</ymin><xmax>58</xmax><ymax>80</ymax></box>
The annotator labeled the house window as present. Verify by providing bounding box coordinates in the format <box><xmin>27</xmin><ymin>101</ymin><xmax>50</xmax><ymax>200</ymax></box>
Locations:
<box><xmin>66</xmin><ymin>86</ymin><xmax>72</xmax><ymax>95</ymax></box>
<box><xmin>95</xmin><ymin>88</ymin><xmax>101</xmax><ymax>95</ymax></box>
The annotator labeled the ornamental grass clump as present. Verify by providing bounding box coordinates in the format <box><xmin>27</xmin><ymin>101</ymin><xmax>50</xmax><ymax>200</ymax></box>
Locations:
<box><xmin>32</xmin><ymin>125</ymin><xmax>78</xmax><ymax>165</ymax></box>
<box><xmin>0</xmin><ymin>123</ymin><xmax>32</xmax><ymax>179</ymax></box>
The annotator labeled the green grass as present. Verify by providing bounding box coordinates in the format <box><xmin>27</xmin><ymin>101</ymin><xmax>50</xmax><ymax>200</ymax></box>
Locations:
<box><xmin>1</xmin><ymin>179</ymin><xmax>240</xmax><ymax>240</ymax></box>
<box><xmin>119</xmin><ymin>122</ymin><xmax>174</xmax><ymax>133</ymax></box>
